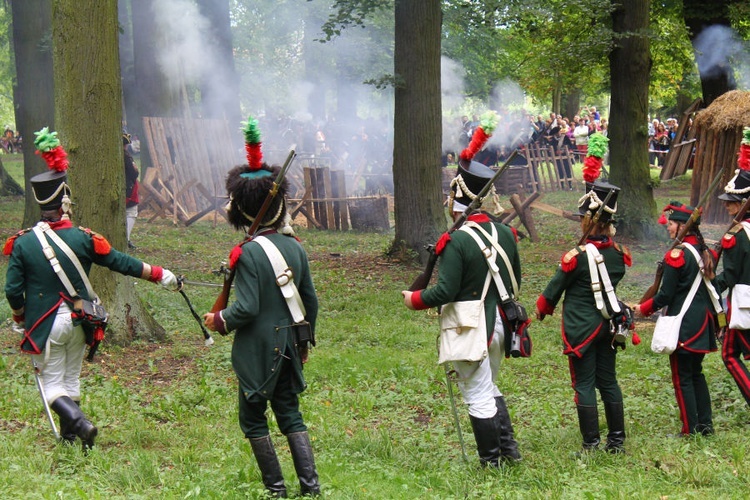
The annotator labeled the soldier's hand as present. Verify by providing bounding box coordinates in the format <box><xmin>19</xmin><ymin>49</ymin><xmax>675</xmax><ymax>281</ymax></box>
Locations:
<box><xmin>401</xmin><ymin>290</ymin><xmax>416</xmax><ymax>310</ymax></box>
<box><xmin>160</xmin><ymin>269</ymin><xmax>181</xmax><ymax>291</ymax></box>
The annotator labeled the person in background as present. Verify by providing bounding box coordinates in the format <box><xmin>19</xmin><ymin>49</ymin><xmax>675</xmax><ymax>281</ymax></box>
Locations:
<box><xmin>402</xmin><ymin>112</ymin><xmax>524</xmax><ymax>468</ymax></box>
<box><xmin>574</xmin><ymin>118</ymin><xmax>590</xmax><ymax>154</ymax></box>
<box><xmin>123</xmin><ymin>133</ymin><xmax>139</xmax><ymax>250</ymax></box>
<box><xmin>202</xmin><ymin>117</ymin><xmax>320</xmax><ymax>497</ymax></box>
<box><xmin>634</xmin><ymin>202</ymin><xmax>719</xmax><ymax>436</ymax></box>
<box><xmin>714</xmin><ymin>128</ymin><xmax>750</xmax><ymax>409</ymax></box>
<box><xmin>4</xmin><ymin>128</ymin><xmax>179</xmax><ymax>451</ymax></box>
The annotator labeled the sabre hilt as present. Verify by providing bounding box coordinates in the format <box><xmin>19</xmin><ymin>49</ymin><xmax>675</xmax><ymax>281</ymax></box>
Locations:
<box><xmin>177</xmin><ymin>275</ymin><xmax>214</xmax><ymax>346</ymax></box>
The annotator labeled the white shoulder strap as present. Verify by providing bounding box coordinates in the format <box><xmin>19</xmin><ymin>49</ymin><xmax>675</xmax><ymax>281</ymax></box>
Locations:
<box><xmin>584</xmin><ymin>243</ymin><xmax>621</xmax><ymax>319</ymax></box>
<box><xmin>459</xmin><ymin>223</ymin><xmax>511</xmax><ymax>302</ymax></box>
<box><xmin>32</xmin><ymin>222</ymin><xmax>98</xmax><ymax>301</ymax></box>
<box><xmin>741</xmin><ymin>221</ymin><xmax>750</xmax><ymax>240</ymax></box>
<box><xmin>462</xmin><ymin>220</ymin><xmax>519</xmax><ymax>296</ymax></box>
<box><xmin>254</xmin><ymin>236</ymin><xmax>306</xmax><ymax>322</ymax></box>
<box><xmin>682</xmin><ymin>243</ymin><xmax>723</xmax><ymax>315</ymax></box>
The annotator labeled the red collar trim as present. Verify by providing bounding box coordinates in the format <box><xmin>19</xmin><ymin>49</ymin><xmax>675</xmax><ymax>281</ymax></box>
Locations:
<box><xmin>467</xmin><ymin>213</ymin><xmax>490</xmax><ymax>224</ymax></box>
<box><xmin>47</xmin><ymin>220</ymin><xmax>72</xmax><ymax>230</ymax></box>
<box><xmin>585</xmin><ymin>237</ymin><xmax>613</xmax><ymax>250</ymax></box>
<box><xmin>682</xmin><ymin>235</ymin><xmax>699</xmax><ymax>246</ymax></box>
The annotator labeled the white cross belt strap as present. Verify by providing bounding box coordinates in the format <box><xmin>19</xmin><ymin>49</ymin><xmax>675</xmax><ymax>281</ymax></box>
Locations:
<box><xmin>254</xmin><ymin>236</ymin><xmax>306</xmax><ymax>323</ymax></box>
<box><xmin>32</xmin><ymin>222</ymin><xmax>99</xmax><ymax>302</ymax></box>
<box><xmin>585</xmin><ymin>243</ymin><xmax>621</xmax><ymax>319</ymax></box>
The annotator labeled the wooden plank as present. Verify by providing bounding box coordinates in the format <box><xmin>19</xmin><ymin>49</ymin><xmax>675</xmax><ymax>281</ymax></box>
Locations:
<box><xmin>501</xmin><ymin>191</ymin><xmax>540</xmax><ymax>224</ymax></box>
<box><xmin>509</xmin><ymin>193</ymin><xmax>539</xmax><ymax>242</ymax></box>
<box><xmin>530</xmin><ymin>200</ymin><xmax>579</xmax><ymax>221</ymax></box>
<box><xmin>320</xmin><ymin>167</ymin><xmax>336</xmax><ymax>230</ymax></box>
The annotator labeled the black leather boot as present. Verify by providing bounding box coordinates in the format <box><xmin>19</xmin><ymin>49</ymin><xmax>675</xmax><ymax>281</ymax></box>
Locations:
<box><xmin>50</xmin><ymin>396</ymin><xmax>97</xmax><ymax>450</ymax></box>
<box><xmin>576</xmin><ymin>405</ymin><xmax>600</xmax><ymax>452</ymax></box>
<box><xmin>249</xmin><ymin>435</ymin><xmax>287</xmax><ymax>498</ymax></box>
<box><xmin>603</xmin><ymin>402</ymin><xmax>626</xmax><ymax>454</ymax></box>
<box><xmin>469</xmin><ymin>414</ymin><xmax>502</xmax><ymax>468</ymax></box>
<box><xmin>495</xmin><ymin>396</ymin><xmax>522</xmax><ymax>463</ymax></box>
<box><xmin>287</xmin><ymin>431</ymin><xmax>320</xmax><ymax>496</ymax></box>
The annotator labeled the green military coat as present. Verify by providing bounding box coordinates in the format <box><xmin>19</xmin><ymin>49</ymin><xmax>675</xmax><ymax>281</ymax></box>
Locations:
<box><xmin>537</xmin><ymin>237</ymin><xmax>630</xmax><ymax>357</ymax></box>
<box><xmin>411</xmin><ymin>215</ymin><xmax>521</xmax><ymax>344</ymax></box>
<box><xmin>4</xmin><ymin>220</ymin><xmax>147</xmax><ymax>354</ymax></box>
<box><xmin>640</xmin><ymin>237</ymin><xmax>718</xmax><ymax>353</ymax></box>
<box><xmin>715</xmin><ymin>219</ymin><xmax>750</xmax><ymax>297</ymax></box>
<box><xmin>220</xmin><ymin>231</ymin><xmax>318</xmax><ymax>403</ymax></box>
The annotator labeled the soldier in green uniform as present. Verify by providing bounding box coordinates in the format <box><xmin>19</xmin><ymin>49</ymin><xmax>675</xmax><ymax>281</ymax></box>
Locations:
<box><xmin>714</xmin><ymin>136</ymin><xmax>750</xmax><ymax>408</ymax></box>
<box><xmin>402</xmin><ymin>112</ymin><xmax>524</xmax><ymax>468</ymax></box>
<box><xmin>202</xmin><ymin>118</ymin><xmax>319</xmax><ymax>498</ymax></box>
<box><xmin>635</xmin><ymin>201</ymin><xmax>719</xmax><ymax>436</ymax></box>
<box><xmin>4</xmin><ymin>128</ymin><xmax>179</xmax><ymax>450</ymax></box>
<box><xmin>535</xmin><ymin>181</ymin><xmax>632</xmax><ymax>453</ymax></box>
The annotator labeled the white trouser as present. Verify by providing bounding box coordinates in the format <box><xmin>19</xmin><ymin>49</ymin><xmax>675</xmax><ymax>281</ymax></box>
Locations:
<box><xmin>32</xmin><ymin>303</ymin><xmax>86</xmax><ymax>404</ymax></box>
<box><xmin>454</xmin><ymin>310</ymin><xmax>506</xmax><ymax>419</ymax></box>
<box><xmin>126</xmin><ymin>205</ymin><xmax>138</xmax><ymax>240</ymax></box>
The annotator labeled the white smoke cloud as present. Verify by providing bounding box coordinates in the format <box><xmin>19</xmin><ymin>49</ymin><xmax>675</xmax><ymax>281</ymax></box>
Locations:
<box><xmin>693</xmin><ymin>25</ymin><xmax>744</xmax><ymax>79</ymax></box>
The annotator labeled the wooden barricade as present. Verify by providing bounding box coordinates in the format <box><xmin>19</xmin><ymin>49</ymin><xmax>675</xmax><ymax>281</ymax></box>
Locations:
<box><xmin>660</xmin><ymin>98</ymin><xmax>702</xmax><ymax>180</ymax></box>
<box><xmin>141</xmin><ymin>117</ymin><xmax>238</xmax><ymax>226</ymax></box>
<box><xmin>524</xmin><ymin>143</ymin><xmax>579</xmax><ymax>193</ymax></box>
<box><xmin>298</xmin><ymin>166</ymin><xmax>350</xmax><ymax>230</ymax></box>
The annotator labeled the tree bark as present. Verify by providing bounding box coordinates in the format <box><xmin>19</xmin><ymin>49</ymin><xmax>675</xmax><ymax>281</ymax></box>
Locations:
<box><xmin>52</xmin><ymin>0</ymin><xmax>164</xmax><ymax>345</ymax></box>
<box><xmin>10</xmin><ymin>0</ymin><xmax>55</xmax><ymax>226</ymax></box>
<box><xmin>0</xmin><ymin>157</ymin><xmax>24</xmax><ymax>196</ymax></box>
<box><xmin>608</xmin><ymin>0</ymin><xmax>658</xmax><ymax>239</ymax></box>
<box><xmin>391</xmin><ymin>0</ymin><xmax>445</xmax><ymax>263</ymax></box>
<box><xmin>197</xmin><ymin>0</ymin><xmax>243</xmax><ymax>151</ymax></box>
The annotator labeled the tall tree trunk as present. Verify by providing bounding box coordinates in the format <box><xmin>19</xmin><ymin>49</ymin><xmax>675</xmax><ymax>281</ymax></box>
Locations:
<box><xmin>391</xmin><ymin>0</ymin><xmax>444</xmax><ymax>263</ymax></box>
<box><xmin>52</xmin><ymin>0</ymin><xmax>164</xmax><ymax>345</ymax></box>
<box><xmin>10</xmin><ymin>0</ymin><xmax>55</xmax><ymax>227</ymax></box>
<box><xmin>119</xmin><ymin>0</ymin><xmax>139</xmax><ymax>138</ymax></box>
<box><xmin>130</xmin><ymin>0</ymin><xmax>180</xmax><ymax>172</ymax></box>
<box><xmin>683</xmin><ymin>0</ymin><xmax>735</xmax><ymax>107</ymax></box>
<box><xmin>608</xmin><ymin>0</ymin><xmax>657</xmax><ymax>239</ymax></box>
<box><xmin>196</xmin><ymin>0</ymin><xmax>242</xmax><ymax>151</ymax></box>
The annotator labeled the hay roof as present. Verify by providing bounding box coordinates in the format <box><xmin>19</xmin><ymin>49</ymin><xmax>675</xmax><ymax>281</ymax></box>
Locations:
<box><xmin>694</xmin><ymin>90</ymin><xmax>750</xmax><ymax>131</ymax></box>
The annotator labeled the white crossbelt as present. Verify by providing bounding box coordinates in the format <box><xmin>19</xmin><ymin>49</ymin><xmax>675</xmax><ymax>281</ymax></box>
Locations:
<box><xmin>31</xmin><ymin>222</ymin><xmax>98</xmax><ymax>301</ymax></box>
<box><xmin>254</xmin><ymin>236</ymin><xmax>306</xmax><ymax>322</ymax></box>
<box><xmin>585</xmin><ymin>243</ymin><xmax>621</xmax><ymax>319</ymax></box>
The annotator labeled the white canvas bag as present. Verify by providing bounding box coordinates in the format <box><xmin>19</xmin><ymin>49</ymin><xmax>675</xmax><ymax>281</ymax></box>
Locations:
<box><xmin>438</xmin><ymin>273</ymin><xmax>491</xmax><ymax>365</ymax></box>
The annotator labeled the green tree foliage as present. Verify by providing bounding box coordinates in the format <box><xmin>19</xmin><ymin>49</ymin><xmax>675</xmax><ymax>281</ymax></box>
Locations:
<box><xmin>442</xmin><ymin>0</ymin><xmax>614</xmax><ymax>111</ymax></box>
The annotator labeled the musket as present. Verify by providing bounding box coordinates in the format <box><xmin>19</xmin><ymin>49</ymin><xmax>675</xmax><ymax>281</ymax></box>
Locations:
<box><xmin>639</xmin><ymin>169</ymin><xmax>725</xmax><ymax>304</ymax></box>
<box><xmin>408</xmin><ymin>150</ymin><xmax>518</xmax><ymax>292</ymax></box>
<box><xmin>31</xmin><ymin>357</ymin><xmax>60</xmax><ymax>441</ymax></box>
<box><xmin>211</xmin><ymin>150</ymin><xmax>297</xmax><ymax>313</ymax></box>
<box><xmin>714</xmin><ymin>194</ymin><xmax>750</xmax><ymax>262</ymax></box>
<box><xmin>177</xmin><ymin>275</ymin><xmax>214</xmax><ymax>346</ymax></box>
<box><xmin>577</xmin><ymin>187</ymin><xmax>617</xmax><ymax>247</ymax></box>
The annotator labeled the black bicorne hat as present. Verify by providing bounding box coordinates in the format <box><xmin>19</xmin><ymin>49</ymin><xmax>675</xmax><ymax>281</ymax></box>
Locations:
<box><xmin>578</xmin><ymin>180</ymin><xmax>620</xmax><ymax>223</ymax></box>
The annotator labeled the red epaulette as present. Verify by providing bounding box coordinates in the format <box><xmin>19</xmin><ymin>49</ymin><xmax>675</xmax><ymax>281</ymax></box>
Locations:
<box><xmin>721</xmin><ymin>222</ymin><xmax>745</xmax><ymax>250</ymax></box>
<box><xmin>561</xmin><ymin>246</ymin><xmax>584</xmax><ymax>273</ymax></box>
<box><xmin>79</xmin><ymin>227</ymin><xmax>112</xmax><ymax>255</ymax></box>
<box><xmin>3</xmin><ymin>228</ymin><xmax>32</xmax><ymax>256</ymax></box>
<box><xmin>664</xmin><ymin>247</ymin><xmax>685</xmax><ymax>268</ymax></box>
<box><xmin>614</xmin><ymin>242</ymin><xmax>632</xmax><ymax>267</ymax></box>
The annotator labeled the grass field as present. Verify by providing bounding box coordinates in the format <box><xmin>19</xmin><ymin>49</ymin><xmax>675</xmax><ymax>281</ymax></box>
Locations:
<box><xmin>1</xmin><ymin>159</ymin><xmax>749</xmax><ymax>499</ymax></box>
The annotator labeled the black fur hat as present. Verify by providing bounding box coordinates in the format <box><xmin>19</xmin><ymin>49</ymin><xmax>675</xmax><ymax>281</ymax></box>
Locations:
<box><xmin>225</xmin><ymin>164</ymin><xmax>289</xmax><ymax>231</ymax></box>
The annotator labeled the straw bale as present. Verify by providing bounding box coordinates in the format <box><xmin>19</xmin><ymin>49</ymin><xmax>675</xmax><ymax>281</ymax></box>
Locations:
<box><xmin>693</xmin><ymin>90</ymin><xmax>750</xmax><ymax>131</ymax></box>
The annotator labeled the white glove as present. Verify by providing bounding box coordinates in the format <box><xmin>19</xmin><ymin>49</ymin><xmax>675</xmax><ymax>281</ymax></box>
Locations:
<box><xmin>160</xmin><ymin>269</ymin><xmax>180</xmax><ymax>291</ymax></box>
<box><xmin>12</xmin><ymin>322</ymin><xmax>24</xmax><ymax>334</ymax></box>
